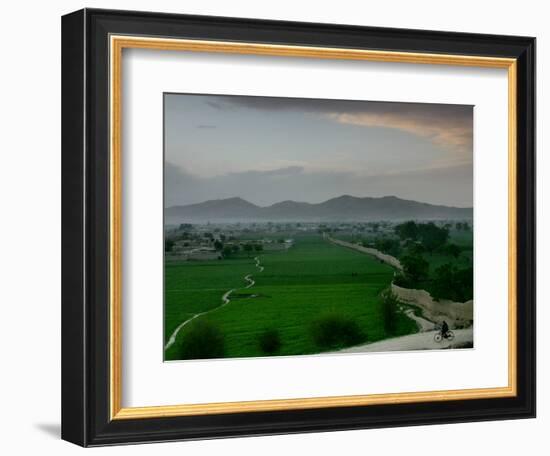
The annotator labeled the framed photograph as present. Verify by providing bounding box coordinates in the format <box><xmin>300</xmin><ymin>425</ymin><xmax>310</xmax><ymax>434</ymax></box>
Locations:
<box><xmin>62</xmin><ymin>8</ymin><xmax>535</xmax><ymax>446</ymax></box>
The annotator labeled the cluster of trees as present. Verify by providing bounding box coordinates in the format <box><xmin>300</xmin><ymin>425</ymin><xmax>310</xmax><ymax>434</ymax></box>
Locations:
<box><xmin>431</xmin><ymin>264</ymin><xmax>473</xmax><ymax>302</ymax></box>
<box><xmin>220</xmin><ymin>242</ymin><xmax>263</xmax><ymax>258</ymax></box>
<box><xmin>455</xmin><ymin>221</ymin><xmax>471</xmax><ymax>231</ymax></box>
<box><xmin>165</xmin><ymin>231</ymin><xmax>265</xmax><ymax>258</ymax></box>
<box><xmin>394</xmin><ymin>221</ymin><xmax>464</xmax><ymax>267</ymax></box>
<box><xmin>394</xmin><ymin>252</ymin><xmax>473</xmax><ymax>302</ymax></box>
<box><xmin>372</xmin><ymin>238</ymin><xmax>401</xmax><ymax>257</ymax></box>
<box><xmin>394</xmin><ymin>221</ymin><xmax>450</xmax><ymax>252</ymax></box>
<box><xmin>165</xmin><ymin>238</ymin><xmax>175</xmax><ymax>253</ymax></box>
<box><xmin>399</xmin><ymin>254</ymin><xmax>429</xmax><ymax>284</ymax></box>
<box><xmin>390</xmin><ymin>221</ymin><xmax>473</xmax><ymax>301</ymax></box>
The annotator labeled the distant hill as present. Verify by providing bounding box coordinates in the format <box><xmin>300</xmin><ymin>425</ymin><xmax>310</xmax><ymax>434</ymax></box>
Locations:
<box><xmin>165</xmin><ymin>195</ymin><xmax>473</xmax><ymax>222</ymax></box>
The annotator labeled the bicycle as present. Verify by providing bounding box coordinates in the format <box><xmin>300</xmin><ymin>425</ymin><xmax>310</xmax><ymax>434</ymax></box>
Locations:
<box><xmin>434</xmin><ymin>328</ymin><xmax>455</xmax><ymax>342</ymax></box>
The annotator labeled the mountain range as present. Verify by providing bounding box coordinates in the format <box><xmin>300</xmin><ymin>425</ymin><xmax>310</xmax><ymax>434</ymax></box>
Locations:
<box><xmin>165</xmin><ymin>195</ymin><xmax>473</xmax><ymax>222</ymax></box>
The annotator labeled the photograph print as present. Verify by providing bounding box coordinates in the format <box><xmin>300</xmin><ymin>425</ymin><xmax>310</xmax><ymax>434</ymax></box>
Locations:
<box><xmin>163</xmin><ymin>93</ymin><xmax>474</xmax><ymax>361</ymax></box>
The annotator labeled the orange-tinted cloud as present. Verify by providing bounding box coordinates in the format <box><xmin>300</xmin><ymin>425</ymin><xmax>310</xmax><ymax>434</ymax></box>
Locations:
<box><xmin>326</xmin><ymin>111</ymin><xmax>473</xmax><ymax>153</ymax></box>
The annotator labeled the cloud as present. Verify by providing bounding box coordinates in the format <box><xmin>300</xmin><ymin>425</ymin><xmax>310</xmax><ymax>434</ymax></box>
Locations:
<box><xmin>201</xmin><ymin>95</ymin><xmax>473</xmax><ymax>153</ymax></box>
<box><xmin>232</xmin><ymin>166</ymin><xmax>304</xmax><ymax>178</ymax></box>
<box><xmin>164</xmin><ymin>95</ymin><xmax>473</xmax><ymax>208</ymax></box>
<box><xmin>205</xmin><ymin>100</ymin><xmax>224</xmax><ymax>110</ymax></box>
<box><xmin>326</xmin><ymin>110</ymin><xmax>472</xmax><ymax>153</ymax></box>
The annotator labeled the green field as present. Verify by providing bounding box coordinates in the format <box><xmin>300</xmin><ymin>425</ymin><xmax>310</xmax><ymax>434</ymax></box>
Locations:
<box><xmin>164</xmin><ymin>258</ymin><xmax>255</xmax><ymax>343</ymax></box>
<box><xmin>164</xmin><ymin>234</ymin><xmax>417</xmax><ymax>360</ymax></box>
<box><xmin>333</xmin><ymin>228</ymin><xmax>473</xmax><ymax>301</ymax></box>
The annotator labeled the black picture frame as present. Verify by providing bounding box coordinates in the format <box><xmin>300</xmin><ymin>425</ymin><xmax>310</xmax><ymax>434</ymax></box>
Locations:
<box><xmin>62</xmin><ymin>8</ymin><xmax>536</xmax><ymax>447</ymax></box>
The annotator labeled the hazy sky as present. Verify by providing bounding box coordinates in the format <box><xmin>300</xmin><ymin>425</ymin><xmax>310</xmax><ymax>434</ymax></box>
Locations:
<box><xmin>165</xmin><ymin>94</ymin><xmax>473</xmax><ymax>208</ymax></box>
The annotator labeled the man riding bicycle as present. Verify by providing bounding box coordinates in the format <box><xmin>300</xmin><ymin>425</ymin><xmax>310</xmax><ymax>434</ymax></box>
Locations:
<box><xmin>441</xmin><ymin>320</ymin><xmax>449</xmax><ymax>337</ymax></box>
<box><xmin>434</xmin><ymin>320</ymin><xmax>454</xmax><ymax>343</ymax></box>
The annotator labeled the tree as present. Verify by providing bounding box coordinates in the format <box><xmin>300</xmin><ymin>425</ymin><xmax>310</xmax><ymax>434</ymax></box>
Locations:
<box><xmin>213</xmin><ymin>239</ymin><xmax>223</xmax><ymax>251</ymax></box>
<box><xmin>455</xmin><ymin>221</ymin><xmax>471</xmax><ymax>232</ymax></box>
<box><xmin>380</xmin><ymin>289</ymin><xmax>400</xmax><ymax>335</ymax></box>
<box><xmin>417</xmin><ymin>222</ymin><xmax>449</xmax><ymax>252</ymax></box>
<box><xmin>401</xmin><ymin>253</ymin><xmax>429</xmax><ymax>284</ymax></box>
<box><xmin>455</xmin><ymin>266</ymin><xmax>473</xmax><ymax>301</ymax></box>
<box><xmin>253</xmin><ymin>243</ymin><xmax>263</xmax><ymax>252</ymax></box>
<box><xmin>395</xmin><ymin>221</ymin><xmax>419</xmax><ymax>241</ymax></box>
<box><xmin>222</xmin><ymin>246</ymin><xmax>233</xmax><ymax>257</ymax></box>
<box><xmin>406</xmin><ymin>241</ymin><xmax>425</xmax><ymax>256</ymax></box>
<box><xmin>243</xmin><ymin>244</ymin><xmax>253</xmax><ymax>257</ymax></box>
<box><xmin>431</xmin><ymin>264</ymin><xmax>473</xmax><ymax>302</ymax></box>
<box><xmin>374</xmin><ymin>238</ymin><xmax>401</xmax><ymax>257</ymax></box>
<box><xmin>442</xmin><ymin>243</ymin><xmax>461</xmax><ymax>259</ymax></box>
<box><xmin>178</xmin><ymin>231</ymin><xmax>190</xmax><ymax>240</ymax></box>
<box><xmin>430</xmin><ymin>263</ymin><xmax>455</xmax><ymax>301</ymax></box>
<box><xmin>165</xmin><ymin>238</ymin><xmax>175</xmax><ymax>252</ymax></box>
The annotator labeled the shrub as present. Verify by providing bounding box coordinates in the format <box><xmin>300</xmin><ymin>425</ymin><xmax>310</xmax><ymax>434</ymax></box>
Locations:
<box><xmin>179</xmin><ymin>320</ymin><xmax>225</xmax><ymax>360</ymax></box>
<box><xmin>393</xmin><ymin>273</ymin><xmax>411</xmax><ymax>288</ymax></box>
<box><xmin>165</xmin><ymin>238</ymin><xmax>175</xmax><ymax>252</ymax></box>
<box><xmin>380</xmin><ymin>289</ymin><xmax>400</xmax><ymax>335</ymax></box>
<box><xmin>310</xmin><ymin>313</ymin><xmax>365</xmax><ymax>350</ymax></box>
<box><xmin>258</xmin><ymin>329</ymin><xmax>281</xmax><ymax>355</ymax></box>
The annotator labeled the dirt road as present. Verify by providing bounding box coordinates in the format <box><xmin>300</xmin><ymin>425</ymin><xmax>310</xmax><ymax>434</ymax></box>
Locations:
<box><xmin>336</xmin><ymin>327</ymin><xmax>473</xmax><ymax>353</ymax></box>
<box><xmin>403</xmin><ymin>308</ymin><xmax>436</xmax><ymax>332</ymax></box>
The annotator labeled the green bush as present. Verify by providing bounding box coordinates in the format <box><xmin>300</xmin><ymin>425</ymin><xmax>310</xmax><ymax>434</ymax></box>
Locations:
<box><xmin>258</xmin><ymin>329</ymin><xmax>281</xmax><ymax>355</ymax></box>
<box><xmin>165</xmin><ymin>238</ymin><xmax>175</xmax><ymax>252</ymax></box>
<box><xmin>393</xmin><ymin>273</ymin><xmax>411</xmax><ymax>288</ymax></box>
<box><xmin>179</xmin><ymin>320</ymin><xmax>225</xmax><ymax>360</ymax></box>
<box><xmin>380</xmin><ymin>289</ymin><xmax>400</xmax><ymax>335</ymax></box>
<box><xmin>310</xmin><ymin>313</ymin><xmax>365</xmax><ymax>350</ymax></box>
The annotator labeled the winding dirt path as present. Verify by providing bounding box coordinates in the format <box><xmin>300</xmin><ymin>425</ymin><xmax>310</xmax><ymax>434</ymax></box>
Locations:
<box><xmin>244</xmin><ymin>274</ymin><xmax>254</xmax><ymax>288</ymax></box>
<box><xmin>325</xmin><ymin>234</ymin><xmax>403</xmax><ymax>271</ymax></box>
<box><xmin>402</xmin><ymin>307</ymin><xmax>436</xmax><ymax>332</ymax></box>
<box><xmin>255</xmin><ymin>256</ymin><xmax>264</xmax><ymax>272</ymax></box>
<box><xmin>164</xmin><ymin>256</ymin><xmax>264</xmax><ymax>351</ymax></box>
